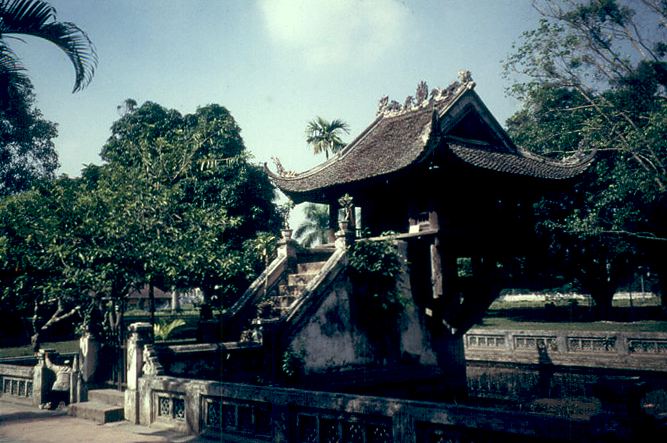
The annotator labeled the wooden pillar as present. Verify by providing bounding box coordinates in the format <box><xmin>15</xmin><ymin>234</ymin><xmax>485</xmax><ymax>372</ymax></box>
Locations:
<box><xmin>430</xmin><ymin>238</ymin><xmax>443</xmax><ymax>300</ymax></box>
<box><xmin>327</xmin><ymin>200</ymin><xmax>339</xmax><ymax>243</ymax></box>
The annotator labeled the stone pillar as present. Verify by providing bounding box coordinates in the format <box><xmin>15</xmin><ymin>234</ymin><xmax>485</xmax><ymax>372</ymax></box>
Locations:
<box><xmin>69</xmin><ymin>355</ymin><xmax>84</xmax><ymax>403</ymax></box>
<box><xmin>334</xmin><ymin>223</ymin><xmax>355</xmax><ymax>250</ymax></box>
<box><xmin>32</xmin><ymin>349</ymin><xmax>54</xmax><ymax>407</ymax></box>
<box><xmin>277</xmin><ymin>233</ymin><xmax>297</xmax><ymax>272</ymax></box>
<box><xmin>124</xmin><ymin>322</ymin><xmax>152</xmax><ymax>424</ymax></box>
<box><xmin>393</xmin><ymin>410</ymin><xmax>416</xmax><ymax>443</ymax></box>
<box><xmin>432</xmin><ymin>333</ymin><xmax>468</xmax><ymax>401</ymax></box>
<box><xmin>78</xmin><ymin>332</ymin><xmax>99</xmax><ymax>383</ymax></box>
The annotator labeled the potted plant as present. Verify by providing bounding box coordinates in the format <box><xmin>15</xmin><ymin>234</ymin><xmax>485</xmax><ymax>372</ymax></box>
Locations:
<box><xmin>278</xmin><ymin>200</ymin><xmax>295</xmax><ymax>240</ymax></box>
<box><xmin>337</xmin><ymin>193</ymin><xmax>354</xmax><ymax>232</ymax></box>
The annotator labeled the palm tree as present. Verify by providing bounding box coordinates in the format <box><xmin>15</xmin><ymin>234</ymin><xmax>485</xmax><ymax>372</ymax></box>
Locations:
<box><xmin>294</xmin><ymin>203</ymin><xmax>329</xmax><ymax>247</ymax></box>
<box><xmin>0</xmin><ymin>0</ymin><xmax>97</xmax><ymax>102</ymax></box>
<box><xmin>305</xmin><ymin>116</ymin><xmax>350</xmax><ymax>160</ymax></box>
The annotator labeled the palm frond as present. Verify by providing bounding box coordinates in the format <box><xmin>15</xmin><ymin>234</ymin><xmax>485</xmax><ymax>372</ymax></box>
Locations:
<box><xmin>0</xmin><ymin>0</ymin><xmax>97</xmax><ymax>92</ymax></box>
<box><xmin>300</xmin><ymin>230</ymin><xmax>322</xmax><ymax>247</ymax></box>
<box><xmin>295</xmin><ymin>203</ymin><xmax>329</xmax><ymax>246</ymax></box>
<box><xmin>305</xmin><ymin>116</ymin><xmax>350</xmax><ymax>159</ymax></box>
<box><xmin>0</xmin><ymin>42</ymin><xmax>30</xmax><ymax>105</ymax></box>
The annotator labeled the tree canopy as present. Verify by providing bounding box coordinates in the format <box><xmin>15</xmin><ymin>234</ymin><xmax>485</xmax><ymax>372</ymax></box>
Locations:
<box><xmin>0</xmin><ymin>79</ymin><xmax>58</xmax><ymax>196</ymax></box>
<box><xmin>0</xmin><ymin>100</ymin><xmax>281</xmax><ymax>349</ymax></box>
<box><xmin>305</xmin><ymin>116</ymin><xmax>350</xmax><ymax>160</ymax></box>
<box><xmin>504</xmin><ymin>0</ymin><xmax>667</xmax><ymax>314</ymax></box>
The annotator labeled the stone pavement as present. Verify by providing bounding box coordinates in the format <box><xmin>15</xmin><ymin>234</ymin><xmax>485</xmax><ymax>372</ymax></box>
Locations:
<box><xmin>0</xmin><ymin>401</ymin><xmax>214</xmax><ymax>443</ymax></box>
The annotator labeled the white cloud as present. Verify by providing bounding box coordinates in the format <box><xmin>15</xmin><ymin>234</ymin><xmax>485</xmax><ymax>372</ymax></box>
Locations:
<box><xmin>259</xmin><ymin>0</ymin><xmax>410</xmax><ymax>68</ymax></box>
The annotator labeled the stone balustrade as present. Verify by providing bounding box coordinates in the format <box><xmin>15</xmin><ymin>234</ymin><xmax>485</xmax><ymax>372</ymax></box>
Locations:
<box><xmin>130</xmin><ymin>375</ymin><xmax>599</xmax><ymax>442</ymax></box>
<box><xmin>464</xmin><ymin>329</ymin><xmax>667</xmax><ymax>372</ymax></box>
<box><xmin>0</xmin><ymin>351</ymin><xmax>81</xmax><ymax>407</ymax></box>
<box><xmin>0</xmin><ymin>362</ymin><xmax>33</xmax><ymax>404</ymax></box>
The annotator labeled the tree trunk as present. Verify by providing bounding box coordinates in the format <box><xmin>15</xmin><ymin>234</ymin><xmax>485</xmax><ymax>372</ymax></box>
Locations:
<box><xmin>590</xmin><ymin>286</ymin><xmax>615</xmax><ymax>320</ymax></box>
<box><xmin>149</xmin><ymin>283</ymin><xmax>155</xmax><ymax>335</ymax></box>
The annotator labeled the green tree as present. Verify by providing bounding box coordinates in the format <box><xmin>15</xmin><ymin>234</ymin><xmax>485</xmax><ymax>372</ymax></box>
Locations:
<box><xmin>98</xmin><ymin>101</ymin><xmax>280</xmax><ymax>309</ymax></box>
<box><xmin>0</xmin><ymin>176</ymin><xmax>102</xmax><ymax>350</ymax></box>
<box><xmin>305</xmin><ymin>116</ymin><xmax>349</xmax><ymax>160</ymax></box>
<box><xmin>294</xmin><ymin>203</ymin><xmax>329</xmax><ymax>247</ymax></box>
<box><xmin>0</xmin><ymin>0</ymin><xmax>97</xmax><ymax>103</ymax></box>
<box><xmin>504</xmin><ymin>0</ymin><xmax>667</xmax><ymax>316</ymax></box>
<box><xmin>0</xmin><ymin>79</ymin><xmax>58</xmax><ymax>196</ymax></box>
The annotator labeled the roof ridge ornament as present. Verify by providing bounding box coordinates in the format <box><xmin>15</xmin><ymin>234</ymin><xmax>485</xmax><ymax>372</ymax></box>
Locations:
<box><xmin>376</xmin><ymin>75</ymin><xmax>473</xmax><ymax>118</ymax></box>
<box><xmin>457</xmin><ymin>69</ymin><xmax>475</xmax><ymax>89</ymax></box>
<box><xmin>271</xmin><ymin>156</ymin><xmax>297</xmax><ymax>177</ymax></box>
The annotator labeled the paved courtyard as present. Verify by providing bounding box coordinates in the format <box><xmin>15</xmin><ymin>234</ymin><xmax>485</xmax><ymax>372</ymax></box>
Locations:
<box><xmin>0</xmin><ymin>401</ymin><xmax>210</xmax><ymax>443</ymax></box>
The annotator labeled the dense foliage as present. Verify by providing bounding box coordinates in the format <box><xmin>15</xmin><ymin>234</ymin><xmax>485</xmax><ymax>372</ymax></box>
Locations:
<box><xmin>0</xmin><ymin>101</ymin><xmax>280</xmax><ymax>349</ymax></box>
<box><xmin>348</xmin><ymin>238</ymin><xmax>405</xmax><ymax>314</ymax></box>
<box><xmin>294</xmin><ymin>203</ymin><xmax>329</xmax><ymax>247</ymax></box>
<box><xmin>0</xmin><ymin>79</ymin><xmax>58</xmax><ymax>196</ymax></box>
<box><xmin>504</xmin><ymin>0</ymin><xmax>667</xmax><ymax>315</ymax></box>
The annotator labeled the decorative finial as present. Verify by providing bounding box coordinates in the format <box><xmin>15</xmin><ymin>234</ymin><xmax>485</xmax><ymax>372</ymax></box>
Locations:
<box><xmin>415</xmin><ymin>81</ymin><xmax>428</xmax><ymax>103</ymax></box>
<box><xmin>271</xmin><ymin>157</ymin><xmax>297</xmax><ymax>177</ymax></box>
<box><xmin>403</xmin><ymin>95</ymin><xmax>414</xmax><ymax>110</ymax></box>
<box><xmin>458</xmin><ymin>70</ymin><xmax>475</xmax><ymax>88</ymax></box>
<box><xmin>386</xmin><ymin>100</ymin><xmax>401</xmax><ymax>113</ymax></box>
<box><xmin>377</xmin><ymin>96</ymin><xmax>389</xmax><ymax>115</ymax></box>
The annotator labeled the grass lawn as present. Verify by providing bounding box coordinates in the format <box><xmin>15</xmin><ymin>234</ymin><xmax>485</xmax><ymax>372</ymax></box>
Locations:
<box><xmin>0</xmin><ymin>339</ymin><xmax>79</xmax><ymax>359</ymax></box>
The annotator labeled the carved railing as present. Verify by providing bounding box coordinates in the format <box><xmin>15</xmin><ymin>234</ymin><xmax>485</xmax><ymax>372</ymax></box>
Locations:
<box><xmin>0</xmin><ymin>351</ymin><xmax>81</xmax><ymax>406</ymax></box>
<box><xmin>222</xmin><ymin>254</ymin><xmax>288</xmax><ymax>339</ymax></box>
<box><xmin>465</xmin><ymin>329</ymin><xmax>667</xmax><ymax>371</ymax></box>
<box><xmin>0</xmin><ymin>363</ymin><xmax>33</xmax><ymax>402</ymax></box>
<box><xmin>133</xmin><ymin>376</ymin><xmax>595</xmax><ymax>442</ymax></box>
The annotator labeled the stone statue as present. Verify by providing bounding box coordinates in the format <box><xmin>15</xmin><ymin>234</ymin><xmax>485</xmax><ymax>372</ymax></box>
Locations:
<box><xmin>386</xmin><ymin>100</ymin><xmax>401</xmax><ymax>113</ymax></box>
<box><xmin>403</xmin><ymin>95</ymin><xmax>414</xmax><ymax>110</ymax></box>
<box><xmin>271</xmin><ymin>157</ymin><xmax>297</xmax><ymax>177</ymax></box>
<box><xmin>376</xmin><ymin>95</ymin><xmax>389</xmax><ymax>115</ymax></box>
<box><xmin>142</xmin><ymin>344</ymin><xmax>163</xmax><ymax>376</ymax></box>
<box><xmin>458</xmin><ymin>69</ymin><xmax>473</xmax><ymax>85</ymax></box>
<box><xmin>415</xmin><ymin>81</ymin><xmax>429</xmax><ymax>103</ymax></box>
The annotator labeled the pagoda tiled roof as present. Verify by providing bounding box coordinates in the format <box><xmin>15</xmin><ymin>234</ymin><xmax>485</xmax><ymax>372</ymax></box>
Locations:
<box><xmin>448</xmin><ymin>142</ymin><xmax>593</xmax><ymax>180</ymax></box>
<box><xmin>267</xmin><ymin>76</ymin><xmax>592</xmax><ymax>197</ymax></box>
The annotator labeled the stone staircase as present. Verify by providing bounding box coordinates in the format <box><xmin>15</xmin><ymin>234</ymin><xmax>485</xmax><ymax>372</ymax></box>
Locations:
<box><xmin>68</xmin><ymin>388</ymin><xmax>125</xmax><ymax>424</ymax></box>
<box><xmin>272</xmin><ymin>260</ymin><xmax>327</xmax><ymax>317</ymax></box>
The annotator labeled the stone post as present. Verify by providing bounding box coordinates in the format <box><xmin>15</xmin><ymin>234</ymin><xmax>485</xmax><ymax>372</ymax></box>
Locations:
<box><xmin>69</xmin><ymin>355</ymin><xmax>84</xmax><ymax>403</ymax></box>
<box><xmin>78</xmin><ymin>332</ymin><xmax>99</xmax><ymax>384</ymax></box>
<box><xmin>124</xmin><ymin>322</ymin><xmax>153</xmax><ymax>424</ymax></box>
<box><xmin>32</xmin><ymin>349</ymin><xmax>54</xmax><ymax>407</ymax></box>
<box><xmin>277</xmin><ymin>233</ymin><xmax>297</xmax><ymax>273</ymax></box>
<box><xmin>334</xmin><ymin>223</ymin><xmax>355</xmax><ymax>250</ymax></box>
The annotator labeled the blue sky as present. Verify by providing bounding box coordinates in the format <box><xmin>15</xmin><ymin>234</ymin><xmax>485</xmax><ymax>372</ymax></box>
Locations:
<box><xmin>12</xmin><ymin>0</ymin><xmax>540</xmax><ymax>182</ymax></box>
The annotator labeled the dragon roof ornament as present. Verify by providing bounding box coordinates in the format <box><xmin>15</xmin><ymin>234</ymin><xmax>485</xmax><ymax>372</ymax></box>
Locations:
<box><xmin>376</xmin><ymin>71</ymin><xmax>476</xmax><ymax>117</ymax></box>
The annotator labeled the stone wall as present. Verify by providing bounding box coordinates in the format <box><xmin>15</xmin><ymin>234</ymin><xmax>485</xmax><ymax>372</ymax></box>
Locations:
<box><xmin>0</xmin><ymin>351</ymin><xmax>81</xmax><ymax>407</ymax></box>
<box><xmin>287</xmin><ymin>241</ymin><xmax>448</xmax><ymax>382</ymax></box>
<box><xmin>465</xmin><ymin>328</ymin><xmax>667</xmax><ymax>371</ymax></box>
<box><xmin>131</xmin><ymin>375</ymin><xmax>607</xmax><ymax>442</ymax></box>
<box><xmin>0</xmin><ymin>361</ymin><xmax>34</xmax><ymax>404</ymax></box>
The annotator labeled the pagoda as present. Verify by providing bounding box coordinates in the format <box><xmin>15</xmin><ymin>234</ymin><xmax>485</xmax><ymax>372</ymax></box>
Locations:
<box><xmin>256</xmin><ymin>72</ymin><xmax>591</xmax><ymax>398</ymax></box>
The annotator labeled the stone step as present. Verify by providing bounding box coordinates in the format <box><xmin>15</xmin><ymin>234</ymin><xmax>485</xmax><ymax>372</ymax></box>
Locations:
<box><xmin>274</xmin><ymin>295</ymin><xmax>298</xmax><ymax>309</ymax></box>
<box><xmin>87</xmin><ymin>388</ymin><xmax>124</xmax><ymax>407</ymax></box>
<box><xmin>68</xmin><ymin>400</ymin><xmax>125</xmax><ymax>424</ymax></box>
<box><xmin>296</xmin><ymin>261</ymin><xmax>327</xmax><ymax>274</ymax></box>
<box><xmin>288</xmin><ymin>273</ymin><xmax>318</xmax><ymax>287</ymax></box>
